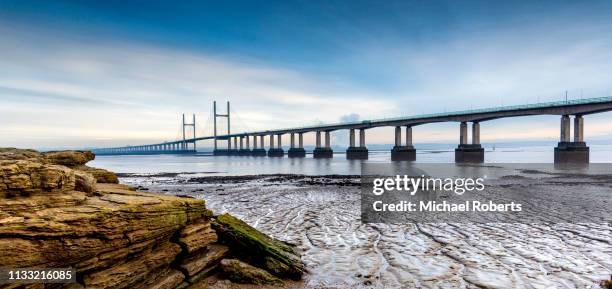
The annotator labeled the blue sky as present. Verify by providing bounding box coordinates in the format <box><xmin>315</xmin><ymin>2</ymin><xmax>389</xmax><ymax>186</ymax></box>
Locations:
<box><xmin>1</xmin><ymin>0</ymin><xmax>612</xmax><ymax>149</ymax></box>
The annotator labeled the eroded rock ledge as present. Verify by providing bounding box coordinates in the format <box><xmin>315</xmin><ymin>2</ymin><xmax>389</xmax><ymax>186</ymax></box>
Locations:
<box><xmin>0</xmin><ymin>148</ymin><xmax>303</xmax><ymax>289</ymax></box>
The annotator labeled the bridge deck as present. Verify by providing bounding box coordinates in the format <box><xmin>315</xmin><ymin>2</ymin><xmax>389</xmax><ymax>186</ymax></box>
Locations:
<box><xmin>95</xmin><ymin>96</ymin><xmax>612</xmax><ymax>151</ymax></box>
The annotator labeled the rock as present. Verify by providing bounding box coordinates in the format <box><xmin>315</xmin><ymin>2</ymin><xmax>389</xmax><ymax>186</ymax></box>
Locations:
<box><xmin>75</xmin><ymin>170</ymin><xmax>97</xmax><ymax>194</ymax></box>
<box><xmin>0</xmin><ymin>148</ymin><xmax>44</xmax><ymax>162</ymax></box>
<box><xmin>0</xmin><ymin>148</ymin><xmax>304</xmax><ymax>289</ymax></box>
<box><xmin>83</xmin><ymin>242</ymin><xmax>181</xmax><ymax>289</ymax></box>
<box><xmin>76</xmin><ymin>165</ymin><xmax>119</xmax><ymax>184</ymax></box>
<box><xmin>212</xmin><ymin>213</ymin><xmax>304</xmax><ymax>280</ymax></box>
<box><xmin>185</xmin><ymin>282</ymin><xmax>211</xmax><ymax>289</ymax></box>
<box><xmin>601</xmin><ymin>275</ymin><xmax>612</xmax><ymax>289</ymax></box>
<box><xmin>178</xmin><ymin>222</ymin><xmax>218</xmax><ymax>253</ymax></box>
<box><xmin>44</xmin><ymin>150</ymin><xmax>95</xmax><ymax>167</ymax></box>
<box><xmin>143</xmin><ymin>268</ymin><xmax>185</xmax><ymax>289</ymax></box>
<box><xmin>0</xmin><ymin>160</ymin><xmax>75</xmax><ymax>196</ymax></box>
<box><xmin>179</xmin><ymin>244</ymin><xmax>229</xmax><ymax>277</ymax></box>
<box><xmin>219</xmin><ymin>259</ymin><xmax>284</xmax><ymax>286</ymax></box>
<box><xmin>0</xmin><ymin>182</ymin><xmax>211</xmax><ymax>269</ymax></box>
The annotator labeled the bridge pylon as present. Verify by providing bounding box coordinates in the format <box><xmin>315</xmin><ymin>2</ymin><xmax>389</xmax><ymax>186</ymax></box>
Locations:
<box><xmin>182</xmin><ymin>113</ymin><xmax>196</xmax><ymax>151</ymax></box>
<box><xmin>213</xmin><ymin>101</ymin><xmax>232</xmax><ymax>155</ymax></box>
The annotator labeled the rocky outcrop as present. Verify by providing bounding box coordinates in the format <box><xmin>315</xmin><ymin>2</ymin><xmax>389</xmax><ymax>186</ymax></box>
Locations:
<box><xmin>219</xmin><ymin>259</ymin><xmax>284</xmax><ymax>286</ymax></box>
<box><xmin>213</xmin><ymin>213</ymin><xmax>304</xmax><ymax>280</ymax></box>
<box><xmin>75</xmin><ymin>165</ymin><xmax>119</xmax><ymax>184</ymax></box>
<box><xmin>0</xmin><ymin>148</ymin><xmax>303</xmax><ymax>289</ymax></box>
<box><xmin>43</xmin><ymin>150</ymin><xmax>95</xmax><ymax>167</ymax></box>
<box><xmin>0</xmin><ymin>148</ymin><xmax>119</xmax><ymax>186</ymax></box>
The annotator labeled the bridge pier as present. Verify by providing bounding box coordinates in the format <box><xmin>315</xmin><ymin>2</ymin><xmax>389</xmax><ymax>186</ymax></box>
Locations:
<box><xmin>252</xmin><ymin>135</ymin><xmax>266</xmax><ymax>156</ymax></box>
<box><xmin>313</xmin><ymin>131</ymin><xmax>333</xmax><ymax>158</ymax></box>
<box><xmin>347</xmin><ymin>128</ymin><xmax>368</xmax><ymax>159</ymax></box>
<box><xmin>238</xmin><ymin>136</ymin><xmax>251</xmax><ymax>155</ymax></box>
<box><xmin>455</xmin><ymin>121</ymin><xmax>484</xmax><ymax>163</ymax></box>
<box><xmin>268</xmin><ymin>134</ymin><xmax>284</xmax><ymax>157</ymax></box>
<box><xmin>213</xmin><ymin>136</ymin><xmax>228</xmax><ymax>155</ymax></box>
<box><xmin>391</xmin><ymin>126</ymin><xmax>416</xmax><ymax>161</ymax></box>
<box><xmin>288</xmin><ymin>133</ymin><xmax>306</xmax><ymax>157</ymax></box>
<box><xmin>455</xmin><ymin>122</ymin><xmax>484</xmax><ymax>163</ymax></box>
<box><xmin>554</xmin><ymin>115</ymin><xmax>589</xmax><ymax>163</ymax></box>
<box><xmin>228</xmin><ymin>137</ymin><xmax>237</xmax><ymax>155</ymax></box>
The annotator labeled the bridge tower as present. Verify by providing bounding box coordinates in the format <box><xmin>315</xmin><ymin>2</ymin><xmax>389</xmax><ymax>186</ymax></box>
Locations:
<box><xmin>213</xmin><ymin>101</ymin><xmax>231</xmax><ymax>155</ymax></box>
<box><xmin>182</xmin><ymin>113</ymin><xmax>196</xmax><ymax>151</ymax></box>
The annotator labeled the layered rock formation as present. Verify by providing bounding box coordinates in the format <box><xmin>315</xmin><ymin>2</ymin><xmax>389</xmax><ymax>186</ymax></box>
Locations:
<box><xmin>0</xmin><ymin>148</ymin><xmax>303</xmax><ymax>289</ymax></box>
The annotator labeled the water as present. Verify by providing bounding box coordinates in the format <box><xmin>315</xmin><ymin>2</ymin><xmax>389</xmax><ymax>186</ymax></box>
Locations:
<box><xmin>90</xmin><ymin>144</ymin><xmax>612</xmax><ymax>175</ymax></box>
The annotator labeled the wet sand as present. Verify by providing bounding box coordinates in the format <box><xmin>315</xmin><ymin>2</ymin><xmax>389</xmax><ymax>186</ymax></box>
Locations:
<box><xmin>120</xmin><ymin>173</ymin><xmax>612</xmax><ymax>289</ymax></box>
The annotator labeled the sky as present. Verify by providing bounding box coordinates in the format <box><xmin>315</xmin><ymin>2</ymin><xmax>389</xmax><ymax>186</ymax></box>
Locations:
<box><xmin>1</xmin><ymin>0</ymin><xmax>612</xmax><ymax>149</ymax></box>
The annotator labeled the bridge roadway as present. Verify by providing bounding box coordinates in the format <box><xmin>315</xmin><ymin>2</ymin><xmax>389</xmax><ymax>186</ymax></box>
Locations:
<box><xmin>93</xmin><ymin>96</ymin><xmax>612</xmax><ymax>163</ymax></box>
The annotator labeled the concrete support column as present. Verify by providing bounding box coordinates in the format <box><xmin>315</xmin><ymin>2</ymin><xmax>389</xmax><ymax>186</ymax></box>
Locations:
<box><xmin>455</xmin><ymin>121</ymin><xmax>483</xmax><ymax>163</ymax></box>
<box><xmin>290</xmin><ymin>133</ymin><xmax>295</xmax><ymax>148</ymax></box>
<box><xmin>314</xmin><ymin>131</ymin><xmax>333</xmax><ymax>158</ymax></box>
<box><xmin>359</xmin><ymin>129</ymin><xmax>366</xmax><ymax>147</ymax></box>
<box><xmin>472</xmin><ymin>122</ymin><xmax>480</xmax><ymax>145</ymax></box>
<box><xmin>233</xmin><ymin>137</ymin><xmax>238</xmax><ymax>150</ymax></box>
<box><xmin>246</xmin><ymin>135</ymin><xmax>250</xmax><ymax>149</ymax></box>
<box><xmin>299</xmin><ymin>133</ymin><xmax>304</xmax><ymax>148</ymax></box>
<box><xmin>555</xmin><ymin>115</ymin><xmax>588</xmax><ymax>163</ymax></box>
<box><xmin>347</xmin><ymin>128</ymin><xmax>368</xmax><ymax>160</ymax></box>
<box><xmin>574</xmin><ymin>115</ymin><xmax>584</xmax><ymax>142</ymax></box>
<box><xmin>252</xmin><ymin>135</ymin><xmax>266</xmax><ymax>156</ymax></box>
<box><xmin>349</xmin><ymin>129</ymin><xmax>356</xmax><ymax>147</ymax></box>
<box><xmin>405</xmin><ymin>126</ymin><xmax>413</xmax><ymax>146</ymax></box>
<box><xmin>560</xmin><ymin>115</ymin><xmax>571</xmax><ymax>142</ymax></box>
<box><xmin>459</xmin><ymin>122</ymin><xmax>468</xmax><ymax>145</ymax></box>
<box><xmin>238</xmin><ymin>135</ymin><xmax>250</xmax><ymax>155</ymax></box>
<box><xmin>268</xmin><ymin>134</ymin><xmax>284</xmax><ymax>157</ymax></box>
<box><xmin>394</xmin><ymin>126</ymin><xmax>401</xmax><ymax>146</ymax></box>
<box><xmin>288</xmin><ymin>132</ymin><xmax>305</xmax><ymax>158</ymax></box>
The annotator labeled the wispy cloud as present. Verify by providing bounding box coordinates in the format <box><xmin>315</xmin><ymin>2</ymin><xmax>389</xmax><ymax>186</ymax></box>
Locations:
<box><xmin>0</xmin><ymin>26</ymin><xmax>397</xmax><ymax>148</ymax></box>
<box><xmin>1</xmin><ymin>6</ymin><xmax>612</xmax><ymax>149</ymax></box>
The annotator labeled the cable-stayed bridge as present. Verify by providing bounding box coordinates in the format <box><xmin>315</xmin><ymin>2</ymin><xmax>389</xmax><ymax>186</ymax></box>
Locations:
<box><xmin>92</xmin><ymin>96</ymin><xmax>612</xmax><ymax>163</ymax></box>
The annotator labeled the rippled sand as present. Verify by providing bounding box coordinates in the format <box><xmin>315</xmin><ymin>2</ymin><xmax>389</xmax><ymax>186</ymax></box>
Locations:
<box><xmin>121</xmin><ymin>174</ymin><xmax>612</xmax><ymax>289</ymax></box>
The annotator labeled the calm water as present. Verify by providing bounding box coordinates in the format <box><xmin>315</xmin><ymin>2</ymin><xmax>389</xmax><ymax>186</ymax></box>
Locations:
<box><xmin>90</xmin><ymin>144</ymin><xmax>612</xmax><ymax>175</ymax></box>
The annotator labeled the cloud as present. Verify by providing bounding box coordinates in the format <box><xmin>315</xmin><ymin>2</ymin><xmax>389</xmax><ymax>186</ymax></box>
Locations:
<box><xmin>0</xmin><ymin>26</ymin><xmax>397</xmax><ymax>148</ymax></box>
<box><xmin>1</xmin><ymin>11</ymin><xmax>612</xmax><ymax>150</ymax></box>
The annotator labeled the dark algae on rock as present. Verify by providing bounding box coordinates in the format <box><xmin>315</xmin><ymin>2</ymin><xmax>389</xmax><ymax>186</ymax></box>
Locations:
<box><xmin>212</xmin><ymin>213</ymin><xmax>305</xmax><ymax>281</ymax></box>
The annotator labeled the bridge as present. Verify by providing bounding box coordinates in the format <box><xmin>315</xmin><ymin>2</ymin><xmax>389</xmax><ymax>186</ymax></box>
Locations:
<box><xmin>92</xmin><ymin>96</ymin><xmax>612</xmax><ymax>163</ymax></box>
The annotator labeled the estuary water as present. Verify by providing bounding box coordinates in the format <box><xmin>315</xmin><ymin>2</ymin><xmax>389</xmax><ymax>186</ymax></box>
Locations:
<box><xmin>90</xmin><ymin>144</ymin><xmax>612</xmax><ymax>175</ymax></box>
